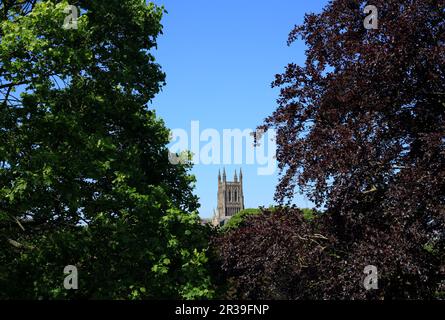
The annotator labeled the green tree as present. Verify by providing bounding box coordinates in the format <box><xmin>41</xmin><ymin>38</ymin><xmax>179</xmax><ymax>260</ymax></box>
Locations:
<box><xmin>0</xmin><ymin>0</ymin><xmax>214</xmax><ymax>299</ymax></box>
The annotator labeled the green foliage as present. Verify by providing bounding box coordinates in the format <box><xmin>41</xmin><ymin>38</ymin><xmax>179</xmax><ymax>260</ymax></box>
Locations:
<box><xmin>0</xmin><ymin>1</ymin><xmax>215</xmax><ymax>299</ymax></box>
<box><xmin>221</xmin><ymin>208</ymin><xmax>261</xmax><ymax>231</ymax></box>
<box><xmin>300</xmin><ymin>208</ymin><xmax>315</xmax><ymax>220</ymax></box>
<box><xmin>222</xmin><ymin>207</ymin><xmax>316</xmax><ymax>231</ymax></box>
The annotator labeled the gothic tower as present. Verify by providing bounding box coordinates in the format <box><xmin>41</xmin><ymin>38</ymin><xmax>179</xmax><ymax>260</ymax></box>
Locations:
<box><xmin>213</xmin><ymin>168</ymin><xmax>245</xmax><ymax>226</ymax></box>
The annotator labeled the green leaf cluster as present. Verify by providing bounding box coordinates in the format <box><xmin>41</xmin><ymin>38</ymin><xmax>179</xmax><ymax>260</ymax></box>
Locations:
<box><xmin>0</xmin><ymin>1</ymin><xmax>215</xmax><ymax>299</ymax></box>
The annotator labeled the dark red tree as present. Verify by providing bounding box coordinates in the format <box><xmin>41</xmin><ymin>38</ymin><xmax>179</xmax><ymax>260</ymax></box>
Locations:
<box><xmin>220</xmin><ymin>0</ymin><xmax>445</xmax><ymax>299</ymax></box>
<box><xmin>264</xmin><ymin>0</ymin><xmax>444</xmax><ymax>219</ymax></box>
<box><xmin>266</xmin><ymin>0</ymin><xmax>444</xmax><ymax>281</ymax></box>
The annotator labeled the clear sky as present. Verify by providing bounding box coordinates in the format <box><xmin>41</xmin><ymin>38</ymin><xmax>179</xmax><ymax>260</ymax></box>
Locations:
<box><xmin>151</xmin><ymin>0</ymin><xmax>329</xmax><ymax>218</ymax></box>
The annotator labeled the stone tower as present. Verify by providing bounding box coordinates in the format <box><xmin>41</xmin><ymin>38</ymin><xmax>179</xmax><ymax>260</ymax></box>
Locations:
<box><xmin>212</xmin><ymin>168</ymin><xmax>245</xmax><ymax>226</ymax></box>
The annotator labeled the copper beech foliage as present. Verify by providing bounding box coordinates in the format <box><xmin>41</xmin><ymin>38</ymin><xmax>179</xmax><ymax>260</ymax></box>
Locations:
<box><xmin>215</xmin><ymin>209</ymin><xmax>340</xmax><ymax>299</ymax></box>
<box><xmin>217</xmin><ymin>0</ymin><xmax>444</xmax><ymax>299</ymax></box>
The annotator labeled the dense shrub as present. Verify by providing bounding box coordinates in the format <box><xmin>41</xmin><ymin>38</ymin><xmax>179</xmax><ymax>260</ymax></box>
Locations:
<box><xmin>215</xmin><ymin>208</ymin><xmax>336</xmax><ymax>299</ymax></box>
<box><xmin>215</xmin><ymin>207</ymin><xmax>444</xmax><ymax>299</ymax></box>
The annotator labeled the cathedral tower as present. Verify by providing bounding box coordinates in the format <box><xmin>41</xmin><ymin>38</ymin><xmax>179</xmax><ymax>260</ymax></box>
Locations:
<box><xmin>213</xmin><ymin>168</ymin><xmax>245</xmax><ymax>226</ymax></box>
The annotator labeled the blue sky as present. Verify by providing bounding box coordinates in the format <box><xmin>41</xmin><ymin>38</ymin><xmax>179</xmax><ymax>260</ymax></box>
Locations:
<box><xmin>151</xmin><ymin>0</ymin><xmax>329</xmax><ymax>218</ymax></box>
